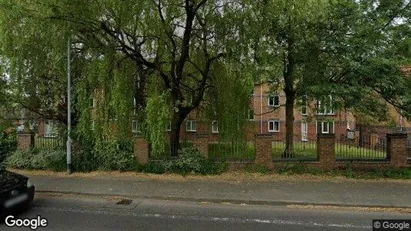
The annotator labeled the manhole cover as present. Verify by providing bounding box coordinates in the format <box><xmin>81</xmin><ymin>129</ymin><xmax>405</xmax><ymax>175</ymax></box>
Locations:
<box><xmin>116</xmin><ymin>199</ymin><xmax>133</xmax><ymax>205</ymax></box>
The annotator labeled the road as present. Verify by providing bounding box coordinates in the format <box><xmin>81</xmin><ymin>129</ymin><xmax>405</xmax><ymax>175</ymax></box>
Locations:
<box><xmin>1</xmin><ymin>194</ymin><xmax>410</xmax><ymax>231</ymax></box>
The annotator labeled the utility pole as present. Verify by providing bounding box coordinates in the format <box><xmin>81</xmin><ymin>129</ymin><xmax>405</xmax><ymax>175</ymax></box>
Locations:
<box><xmin>67</xmin><ymin>37</ymin><xmax>72</xmax><ymax>174</ymax></box>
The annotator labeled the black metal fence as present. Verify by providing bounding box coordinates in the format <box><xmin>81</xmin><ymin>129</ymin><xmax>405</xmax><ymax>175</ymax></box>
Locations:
<box><xmin>272</xmin><ymin>140</ymin><xmax>318</xmax><ymax>161</ymax></box>
<box><xmin>336</xmin><ymin>135</ymin><xmax>387</xmax><ymax>161</ymax></box>
<box><xmin>148</xmin><ymin>141</ymin><xmax>194</xmax><ymax>160</ymax></box>
<box><xmin>34</xmin><ymin>136</ymin><xmax>65</xmax><ymax>150</ymax></box>
<box><xmin>208</xmin><ymin>141</ymin><xmax>255</xmax><ymax>162</ymax></box>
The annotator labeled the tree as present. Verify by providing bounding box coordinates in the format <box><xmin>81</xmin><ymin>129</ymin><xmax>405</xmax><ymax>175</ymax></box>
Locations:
<box><xmin>0</xmin><ymin>5</ymin><xmax>85</xmax><ymax>127</ymax></box>
<box><xmin>0</xmin><ymin>0</ymin><xmax>253</xmax><ymax>156</ymax></box>
<box><xmin>251</xmin><ymin>0</ymin><xmax>411</xmax><ymax>157</ymax></box>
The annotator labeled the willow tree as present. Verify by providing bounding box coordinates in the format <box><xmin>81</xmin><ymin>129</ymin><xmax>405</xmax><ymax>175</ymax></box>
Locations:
<box><xmin>0</xmin><ymin>4</ymin><xmax>86</xmax><ymax>126</ymax></box>
<box><xmin>251</xmin><ymin>0</ymin><xmax>411</xmax><ymax>157</ymax></box>
<box><xmin>0</xmin><ymin>0</ymin><xmax>253</xmax><ymax>156</ymax></box>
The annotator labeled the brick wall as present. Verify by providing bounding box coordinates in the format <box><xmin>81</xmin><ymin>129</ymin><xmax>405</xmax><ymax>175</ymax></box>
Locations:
<box><xmin>17</xmin><ymin>133</ymin><xmax>34</xmax><ymax>150</ymax></box>
<box><xmin>387</xmin><ymin>133</ymin><xmax>408</xmax><ymax>167</ymax></box>
<box><xmin>255</xmin><ymin>134</ymin><xmax>274</xmax><ymax>168</ymax></box>
<box><xmin>193</xmin><ymin>134</ymin><xmax>209</xmax><ymax>157</ymax></box>
<box><xmin>134</xmin><ymin>136</ymin><xmax>149</xmax><ymax>165</ymax></box>
<box><xmin>317</xmin><ymin>134</ymin><xmax>335</xmax><ymax>170</ymax></box>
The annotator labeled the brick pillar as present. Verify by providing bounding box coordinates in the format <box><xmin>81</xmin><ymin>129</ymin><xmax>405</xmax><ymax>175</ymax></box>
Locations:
<box><xmin>17</xmin><ymin>132</ymin><xmax>34</xmax><ymax>150</ymax></box>
<box><xmin>317</xmin><ymin>134</ymin><xmax>335</xmax><ymax>170</ymax></box>
<box><xmin>194</xmin><ymin>134</ymin><xmax>209</xmax><ymax>157</ymax></box>
<box><xmin>134</xmin><ymin>136</ymin><xmax>149</xmax><ymax>165</ymax></box>
<box><xmin>387</xmin><ymin>133</ymin><xmax>408</xmax><ymax>167</ymax></box>
<box><xmin>255</xmin><ymin>134</ymin><xmax>273</xmax><ymax>167</ymax></box>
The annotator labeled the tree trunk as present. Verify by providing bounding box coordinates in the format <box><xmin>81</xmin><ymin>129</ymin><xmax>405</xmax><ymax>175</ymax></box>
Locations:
<box><xmin>283</xmin><ymin>36</ymin><xmax>295</xmax><ymax>158</ymax></box>
<box><xmin>283</xmin><ymin>92</ymin><xmax>295</xmax><ymax>158</ymax></box>
<box><xmin>169</xmin><ymin>108</ymin><xmax>191</xmax><ymax>157</ymax></box>
<box><xmin>170</xmin><ymin>116</ymin><xmax>182</xmax><ymax>157</ymax></box>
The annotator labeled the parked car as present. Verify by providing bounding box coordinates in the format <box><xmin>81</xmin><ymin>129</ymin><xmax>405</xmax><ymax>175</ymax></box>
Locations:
<box><xmin>0</xmin><ymin>170</ymin><xmax>35</xmax><ymax>219</ymax></box>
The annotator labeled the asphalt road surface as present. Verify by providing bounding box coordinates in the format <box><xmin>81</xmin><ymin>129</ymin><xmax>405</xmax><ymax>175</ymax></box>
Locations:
<box><xmin>1</xmin><ymin>194</ymin><xmax>410</xmax><ymax>231</ymax></box>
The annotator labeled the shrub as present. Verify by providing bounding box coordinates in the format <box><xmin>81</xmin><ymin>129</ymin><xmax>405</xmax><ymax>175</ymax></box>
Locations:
<box><xmin>143</xmin><ymin>147</ymin><xmax>227</xmax><ymax>175</ymax></box>
<box><xmin>94</xmin><ymin>140</ymin><xmax>140</xmax><ymax>171</ymax></box>
<box><xmin>72</xmin><ymin>143</ymin><xmax>101</xmax><ymax>172</ymax></box>
<box><xmin>143</xmin><ymin>161</ymin><xmax>167</xmax><ymax>174</ymax></box>
<box><xmin>0</xmin><ymin>131</ymin><xmax>17</xmax><ymax>168</ymax></box>
<box><xmin>44</xmin><ymin>149</ymin><xmax>66</xmax><ymax>171</ymax></box>
<box><xmin>172</xmin><ymin>147</ymin><xmax>208</xmax><ymax>174</ymax></box>
<box><xmin>6</xmin><ymin>149</ymin><xmax>35</xmax><ymax>169</ymax></box>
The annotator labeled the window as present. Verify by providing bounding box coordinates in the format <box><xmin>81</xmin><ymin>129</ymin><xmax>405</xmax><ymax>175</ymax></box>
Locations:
<box><xmin>301</xmin><ymin>121</ymin><xmax>308</xmax><ymax>141</ymax></box>
<box><xmin>89</xmin><ymin>95</ymin><xmax>96</xmax><ymax>109</ymax></box>
<box><xmin>133</xmin><ymin>97</ymin><xmax>137</xmax><ymax>115</ymax></box>
<box><xmin>301</xmin><ymin>96</ymin><xmax>307</xmax><ymax>115</ymax></box>
<box><xmin>212</xmin><ymin>121</ymin><xmax>219</xmax><ymax>133</ymax></box>
<box><xmin>186</xmin><ymin>120</ymin><xmax>197</xmax><ymax>132</ymax></box>
<box><xmin>166</xmin><ymin>121</ymin><xmax>171</xmax><ymax>131</ymax></box>
<box><xmin>268</xmin><ymin>120</ymin><xmax>280</xmax><ymax>132</ymax></box>
<box><xmin>316</xmin><ymin>95</ymin><xmax>333</xmax><ymax>115</ymax></box>
<box><xmin>44</xmin><ymin>120</ymin><xmax>58</xmax><ymax>138</ymax></box>
<box><xmin>316</xmin><ymin>121</ymin><xmax>334</xmax><ymax>134</ymax></box>
<box><xmin>132</xmin><ymin>120</ymin><xmax>141</xmax><ymax>134</ymax></box>
<box><xmin>248</xmin><ymin>110</ymin><xmax>254</xmax><ymax>120</ymax></box>
<box><xmin>268</xmin><ymin>95</ymin><xmax>280</xmax><ymax>107</ymax></box>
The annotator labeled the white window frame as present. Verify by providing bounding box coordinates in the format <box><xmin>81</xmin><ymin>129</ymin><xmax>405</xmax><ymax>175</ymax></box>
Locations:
<box><xmin>211</xmin><ymin>121</ymin><xmax>219</xmax><ymax>133</ymax></box>
<box><xmin>268</xmin><ymin>95</ymin><xmax>280</xmax><ymax>107</ymax></box>
<box><xmin>44</xmin><ymin>120</ymin><xmax>58</xmax><ymax>138</ymax></box>
<box><xmin>248</xmin><ymin>109</ymin><xmax>255</xmax><ymax>121</ymax></box>
<box><xmin>132</xmin><ymin>120</ymin><xmax>141</xmax><ymax>134</ymax></box>
<box><xmin>268</xmin><ymin>120</ymin><xmax>280</xmax><ymax>133</ymax></box>
<box><xmin>90</xmin><ymin>96</ymin><xmax>96</xmax><ymax>109</ymax></box>
<box><xmin>301</xmin><ymin>96</ymin><xmax>307</xmax><ymax>115</ymax></box>
<box><xmin>133</xmin><ymin>97</ymin><xmax>137</xmax><ymax>115</ymax></box>
<box><xmin>301</xmin><ymin>121</ymin><xmax>308</xmax><ymax>141</ymax></box>
<box><xmin>166</xmin><ymin>121</ymin><xmax>171</xmax><ymax>131</ymax></box>
<box><xmin>322</xmin><ymin>122</ymin><xmax>330</xmax><ymax>134</ymax></box>
<box><xmin>316</xmin><ymin>95</ymin><xmax>333</xmax><ymax>115</ymax></box>
<box><xmin>316</xmin><ymin>121</ymin><xmax>335</xmax><ymax>134</ymax></box>
<box><xmin>186</xmin><ymin>120</ymin><xmax>197</xmax><ymax>132</ymax></box>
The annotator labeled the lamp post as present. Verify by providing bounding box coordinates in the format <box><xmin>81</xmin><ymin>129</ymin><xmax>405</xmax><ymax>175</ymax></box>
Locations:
<box><xmin>67</xmin><ymin>37</ymin><xmax>72</xmax><ymax>174</ymax></box>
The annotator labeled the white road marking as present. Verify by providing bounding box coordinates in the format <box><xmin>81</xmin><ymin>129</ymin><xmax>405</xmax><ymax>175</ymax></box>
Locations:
<box><xmin>33</xmin><ymin>205</ymin><xmax>371</xmax><ymax>229</ymax></box>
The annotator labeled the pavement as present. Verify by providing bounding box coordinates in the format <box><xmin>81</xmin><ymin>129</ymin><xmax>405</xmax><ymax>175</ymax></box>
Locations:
<box><xmin>18</xmin><ymin>171</ymin><xmax>411</xmax><ymax>209</ymax></box>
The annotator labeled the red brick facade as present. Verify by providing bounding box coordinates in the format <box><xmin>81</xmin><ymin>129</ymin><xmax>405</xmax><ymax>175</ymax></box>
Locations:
<box><xmin>387</xmin><ymin>133</ymin><xmax>408</xmax><ymax>168</ymax></box>
<box><xmin>134</xmin><ymin>136</ymin><xmax>149</xmax><ymax>165</ymax></box>
<box><xmin>317</xmin><ymin>134</ymin><xmax>335</xmax><ymax>170</ymax></box>
<box><xmin>17</xmin><ymin>132</ymin><xmax>34</xmax><ymax>150</ymax></box>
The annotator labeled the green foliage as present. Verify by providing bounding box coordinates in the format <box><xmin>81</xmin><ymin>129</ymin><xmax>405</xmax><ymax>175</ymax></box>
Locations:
<box><xmin>208</xmin><ymin>142</ymin><xmax>256</xmax><ymax>161</ymax></box>
<box><xmin>143</xmin><ymin>147</ymin><xmax>227</xmax><ymax>175</ymax></box>
<box><xmin>71</xmin><ymin>147</ymin><xmax>100</xmax><ymax>172</ymax></box>
<box><xmin>245</xmin><ymin>165</ymin><xmax>270</xmax><ymax>175</ymax></box>
<box><xmin>6</xmin><ymin>149</ymin><xmax>65</xmax><ymax>171</ymax></box>
<box><xmin>144</xmin><ymin>93</ymin><xmax>170</xmax><ymax>156</ymax></box>
<box><xmin>143</xmin><ymin>161</ymin><xmax>167</xmax><ymax>174</ymax></box>
<box><xmin>6</xmin><ymin>140</ymin><xmax>140</xmax><ymax>172</ymax></box>
<box><xmin>0</xmin><ymin>130</ymin><xmax>17</xmax><ymax>168</ymax></box>
<box><xmin>0</xmin><ymin>0</ymin><xmax>254</xmax><ymax>157</ymax></box>
<box><xmin>5</xmin><ymin>149</ymin><xmax>34</xmax><ymax>169</ymax></box>
<box><xmin>93</xmin><ymin>140</ymin><xmax>140</xmax><ymax>171</ymax></box>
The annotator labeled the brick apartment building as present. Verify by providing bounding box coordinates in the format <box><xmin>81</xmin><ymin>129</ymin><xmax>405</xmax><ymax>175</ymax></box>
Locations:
<box><xmin>34</xmin><ymin>82</ymin><xmax>356</xmax><ymax>142</ymax></box>
<box><xmin>146</xmin><ymin>82</ymin><xmax>357</xmax><ymax>142</ymax></box>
